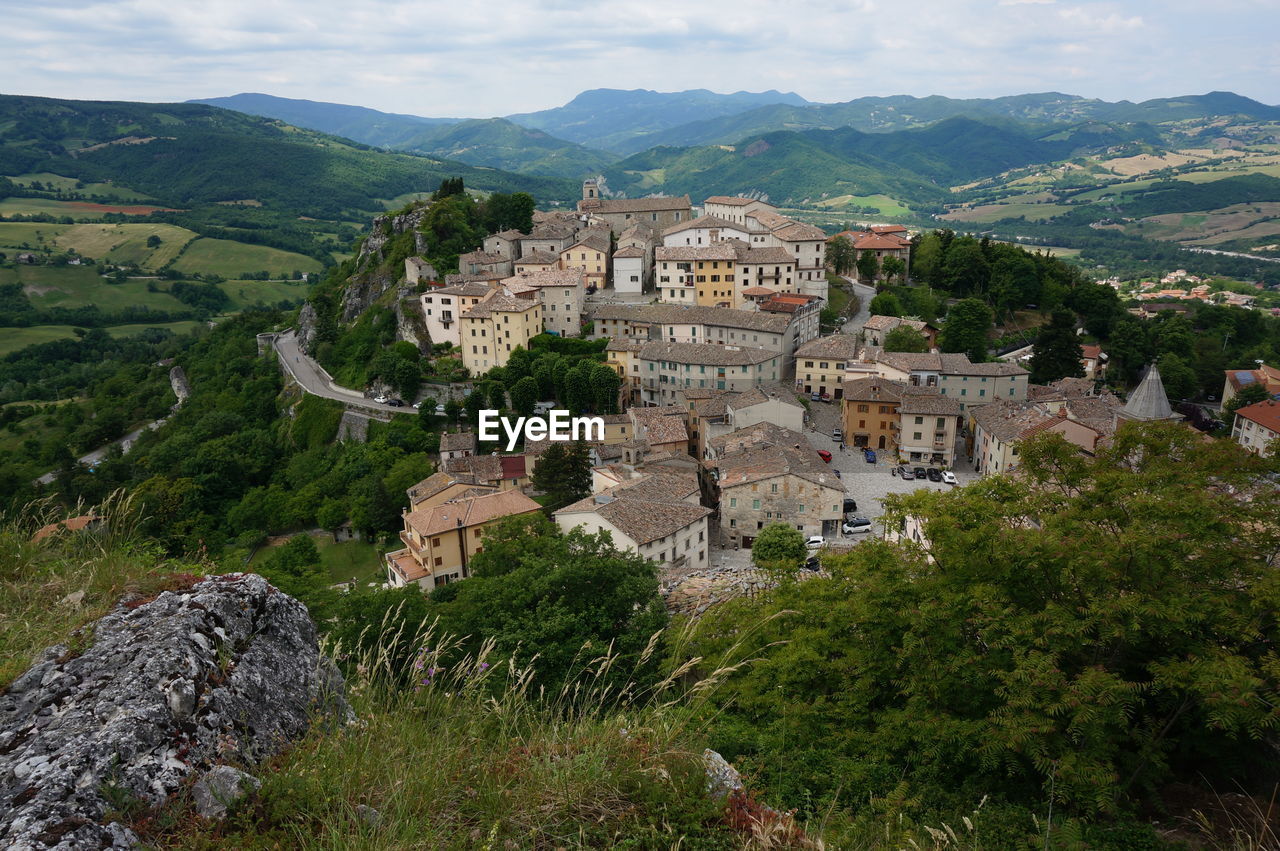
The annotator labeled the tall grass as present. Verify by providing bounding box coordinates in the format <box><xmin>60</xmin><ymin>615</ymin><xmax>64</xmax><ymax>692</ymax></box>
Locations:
<box><xmin>0</xmin><ymin>490</ymin><xmax>204</xmax><ymax>686</ymax></box>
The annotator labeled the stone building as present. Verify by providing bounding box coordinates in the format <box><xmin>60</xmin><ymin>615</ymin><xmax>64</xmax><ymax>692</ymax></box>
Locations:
<box><xmin>578</xmin><ymin>180</ymin><xmax>691</xmax><ymax>235</ymax></box>
<box><xmin>635</xmin><ymin>341</ymin><xmax>783</xmax><ymax>406</ymax></box>
<box><xmin>459</xmin><ymin>288</ymin><xmax>543</xmax><ymax>374</ymax></box>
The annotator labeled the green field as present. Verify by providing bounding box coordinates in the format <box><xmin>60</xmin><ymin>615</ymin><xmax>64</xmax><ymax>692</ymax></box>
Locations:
<box><xmin>0</xmin><ymin>265</ymin><xmax>189</xmax><ymax>313</ymax></box>
<box><xmin>7</xmin><ymin>172</ymin><xmax>152</xmax><ymax>201</ymax></box>
<box><xmin>942</xmin><ymin>202</ymin><xmax>1075</xmax><ymax>223</ymax></box>
<box><xmin>811</xmin><ymin>194</ymin><xmax>912</xmax><ymax>216</ymax></box>
<box><xmin>0</xmin><ymin>320</ymin><xmax>204</xmax><ymax>355</ymax></box>
<box><xmin>217</xmin><ymin>279</ymin><xmax>309</xmax><ymax>310</ymax></box>
<box><xmin>318</xmin><ymin>538</ymin><xmax>384</xmax><ymax>585</ymax></box>
<box><xmin>0</xmin><ymin>197</ymin><xmax>176</xmax><ymax>218</ymax></box>
<box><xmin>0</xmin><ymin>222</ymin><xmax>71</xmax><ymax>251</ymax></box>
<box><xmin>53</xmin><ymin>223</ymin><xmax>197</xmax><ymax>267</ymax></box>
<box><xmin>170</xmin><ymin>237</ymin><xmax>323</xmax><ymax>277</ymax></box>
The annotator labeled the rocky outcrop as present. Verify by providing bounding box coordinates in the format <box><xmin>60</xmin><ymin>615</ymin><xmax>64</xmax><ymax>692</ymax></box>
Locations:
<box><xmin>339</xmin><ymin>268</ymin><xmax>398</xmax><ymax>323</ymax></box>
<box><xmin>394</xmin><ymin>287</ymin><xmax>430</xmax><ymax>352</ymax></box>
<box><xmin>0</xmin><ymin>574</ymin><xmax>351</xmax><ymax>849</ymax></box>
<box><xmin>168</xmin><ymin>366</ymin><xmax>190</xmax><ymax>407</ymax></box>
<box><xmin>339</xmin><ymin>205</ymin><xmax>435</xmax><ymax>323</ymax></box>
<box><xmin>296</xmin><ymin>301</ymin><xmax>319</xmax><ymax>355</ymax></box>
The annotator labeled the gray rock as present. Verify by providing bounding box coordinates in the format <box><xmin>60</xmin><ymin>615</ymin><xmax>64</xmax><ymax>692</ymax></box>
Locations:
<box><xmin>703</xmin><ymin>748</ymin><xmax>744</xmax><ymax>801</ymax></box>
<box><xmin>191</xmin><ymin>765</ymin><xmax>260</xmax><ymax>820</ymax></box>
<box><xmin>0</xmin><ymin>573</ymin><xmax>353</xmax><ymax>849</ymax></box>
<box><xmin>168</xmin><ymin>366</ymin><xmax>191</xmax><ymax>407</ymax></box>
<box><xmin>355</xmin><ymin>803</ymin><xmax>381</xmax><ymax>828</ymax></box>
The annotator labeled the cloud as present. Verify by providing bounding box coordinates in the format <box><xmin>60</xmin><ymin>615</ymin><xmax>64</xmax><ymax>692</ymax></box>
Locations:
<box><xmin>1</xmin><ymin>0</ymin><xmax>1276</xmax><ymax>117</ymax></box>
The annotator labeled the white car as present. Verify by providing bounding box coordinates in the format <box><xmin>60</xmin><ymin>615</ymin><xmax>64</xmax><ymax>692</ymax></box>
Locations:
<box><xmin>373</xmin><ymin>395</ymin><xmax>388</xmax><ymax>404</ymax></box>
<box><xmin>941</xmin><ymin>471</ymin><xmax>958</xmax><ymax>485</ymax></box>
<box><xmin>435</xmin><ymin>403</ymin><xmax>446</xmax><ymax>415</ymax></box>
<box><xmin>805</xmin><ymin>535</ymin><xmax>825</xmax><ymax>550</ymax></box>
<box><xmin>411</xmin><ymin>402</ymin><xmax>421</xmax><ymax>409</ymax></box>
<box><xmin>842</xmin><ymin>519</ymin><xmax>873</xmax><ymax>535</ymax></box>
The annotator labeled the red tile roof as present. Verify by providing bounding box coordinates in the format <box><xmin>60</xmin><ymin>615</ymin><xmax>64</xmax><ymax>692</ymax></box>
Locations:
<box><xmin>1235</xmin><ymin>399</ymin><xmax>1280</xmax><ymax>434</ymax></box>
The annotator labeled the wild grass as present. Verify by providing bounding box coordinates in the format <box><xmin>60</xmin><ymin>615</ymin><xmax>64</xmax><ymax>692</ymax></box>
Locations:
<box><xmin>0</xmin><ymin>491</ymin><xmax>206</xmax><ymax>686</ymax></box>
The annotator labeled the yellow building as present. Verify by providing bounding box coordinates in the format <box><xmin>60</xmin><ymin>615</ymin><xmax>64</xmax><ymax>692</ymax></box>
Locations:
<box><xmin>794</xmin><ymin>334</ymin><xmax>865</xmax><ymax>399</ymax></box>
<box><xmin>385</xmin><ymin>490</ymin><xmax>542</xmax><ymax>590</ymax></box>
<box><xmin>557</xmin><ymin>228</ymin><xmax>612</xmax><ymax>291</ymax></box>
<box><xmin>655</xmin><ymin>245</ymin><xmax>737</xmax><ymax>307</ymax></box>
<box><xmin>841</xmin><ymin>377</ymin><xmax>903</xmax><ymax>451</ymax></box>
<box><xmin>460</xmin><ymin>288</ymin><xmax>543</xmax><ymax>375</ymax></box>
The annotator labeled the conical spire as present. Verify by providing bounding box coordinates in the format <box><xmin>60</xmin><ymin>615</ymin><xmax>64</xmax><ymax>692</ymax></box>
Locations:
<box><xmin>1121</xmin><ymin>362</ymin><xmax>1174</xmax><ymax>421</ymax></box>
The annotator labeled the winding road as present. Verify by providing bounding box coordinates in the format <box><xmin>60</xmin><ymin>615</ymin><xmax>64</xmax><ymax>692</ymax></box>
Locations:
<box><xmin>840</xmin><ymin>276</ymin><xmax>877</xmax><ymax>335</ymax></box>
<box><xmin>271</xmin><ymin>331</ymin><xmax>417</xmax><ymax>416</ymax></box>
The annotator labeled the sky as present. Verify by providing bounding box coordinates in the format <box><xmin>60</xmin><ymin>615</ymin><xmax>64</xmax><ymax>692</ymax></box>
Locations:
<box><xmin>3</xmin><ymin>0</ymin><xmax>1277</xmax><ymax>117</ymax></box>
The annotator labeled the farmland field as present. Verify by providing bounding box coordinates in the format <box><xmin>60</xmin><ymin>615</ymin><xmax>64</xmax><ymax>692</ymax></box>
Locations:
<box><xmin>7</xmin><ymin>172</ymin><xmax>153</xmax><ymax>201</ymax></box>
<box><xmin>941</xmin><ymin>202</ymin><xmax>1075</xmax><ymax>223</ymax></box>
<box><xmin>0</xmin><ymin>320</ymin><xmax>204</xmax><ymax>355</ymax></box>
<box><xmin>53</xmin><ymin>223</ymin><xmax>198</xmax><ymax>267</ymax></box>
<box><xmin>0</xmin><ymin>266</ymin><xmax>187</xmax><ymax>313</ymax></box>
<box><xmin>170</xmin><ymin>237</ymin><xmax>323</xmax><ymax>277</ymax></box>
<box><xmin>216</xmin><ymin>279</ymin><xmax>309</xmax><ymax>310</ymax></box>
<box><xmin>0</xmin><ymin>222</ymin><xmax>71</xmax><ymax>251</ymax></box>
<box><xmin>0</xmin><ymin>197</ymin><xmax>179</xmax><ymax>218</ymax></box>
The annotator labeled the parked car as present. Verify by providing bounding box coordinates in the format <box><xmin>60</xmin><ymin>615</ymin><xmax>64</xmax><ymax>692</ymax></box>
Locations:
<box><xmin>817</xmin><ymin>449</ymin><xmax>832</xmax><ymax>463</ymax></box>
<box><xmin>863</xmin><ymin>449</ymin><xmax>876</xmax><ymax>464</ymax></box>
<box><xmin>913</xmin><ymin>467</ymin><xmax>927</xmax><ymax>479</ymax></box>
<box><xmin>820</xmin><ymin>392</ymin><xmax>832</xmax><ymax>403</ymax></box>
<box><xmin>373</xmin><ymin>395</ymin><xmax>389</xmax><ymax>404</ymax></box>
<box><xmin>927</xmin><ymin>468</ymin><xmax>943</xmax><ymax>482</ymax></box>
<box><xmin>387</xmin><ymin>399</ymin><xmax>405</xmax><ymax>408</ymax></box>
<box><xmin>804</xmin><ymin>556</ymin><xmax>821</xmax><ymax>571</ymax></box>
<box><xmin>810</xmin><ymin>392</ymin><xmax>822</xmax><ymax>402</ymax></box>
<box><xmin>942</xmin><ymin>471</ymin><xmax>958</xmax><ymax>485</ymax></box>
<box><xmin>805</xmin><ymin>535</ymin><xmax>825</xmax><ymax>550</ymax></box>
<box><xmin>843</xmin><ymin>498</ymin><xmax>857</xmax><ymax>513</ymax></box>
<box><xmin>411</xmin><ymin>401</ymin><xmax>421</xmax><ymax>409</ymax></box>
<box><xmin>900</xmin><ymin>467</ymin><xmax>915</xmax><ymax>480</ymax></box>
<box><xmin>842</xmin><ymin>518</ymin><xmax>873</xmax><ymax>535</ymax></box>
<box><xmin>434</xmin><ymin>403</ymin><xmax>446</xmax><ymax>415</ymax></box>
<box><xmin>832</xmin><ymin>428</ymin><xmax>843</xmax><ymax>442</ymax></box>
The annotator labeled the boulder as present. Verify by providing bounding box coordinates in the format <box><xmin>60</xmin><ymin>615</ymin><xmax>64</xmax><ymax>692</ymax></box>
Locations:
<box><xmin>191</xmin><ymin>765</ymin><xmax>260</xmax><ymax>820</ymax></box>
<box><xmin>0</xmin><ymin>573</ymin><xmax>352</xmax><ymax>849</ymax></box>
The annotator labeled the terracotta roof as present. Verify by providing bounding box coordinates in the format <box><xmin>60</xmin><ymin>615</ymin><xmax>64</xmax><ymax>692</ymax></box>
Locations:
<box><xmin>440</xmin><ymin>431</ymin><xmax>476</xmax><ymax>453</ymax></box>
<box><xmin>556</xmin><ymin>470</ymin><xmax>710</xmax><ymax>545</ymax></box>
<box><xmin>32</xmin><ymin>514</ymin><xmax>100</xmax><ymax>543</ymax></box>
<box><xmin>405</xmin><ymin>489</ymin><xmax>541</xmax><ymax>538</ymax></box>
<box><xmin>741</xmin><ymin>286</ymin><xmax>777</xmax><ymax>296</ymax></box>
<box><xmin>864</xmin><ymin>315</ymin><xmax>927</xmax><ymax>333</ymax></box>
<box><xmin>459</xmin><ymin>250</ymin><xmax>508</xmax><ymax>266</ymax></box>
<box><xmin>1027</xmin><ymin>377</ymin><xmax>1096</xmax><ymax>401</ymax></box>
<box><xmin>662</xmin><ymin>214</ymin><xmax>744</xmax><ymax>236</ymax></box>
<box><xmin>502</xmin><ymin>268</ymin><xmax>584</xmax><ymax>293</ymax></box>
<box><xmin>714</xmin><ymin>444</ymin><xmax>840</xmax><ymax>490</ymax></box>
<box><xmin>708</xmin><ymin>421</ymin><xmax>808</xmax><ymax>456</ymax></box>
<box><xmin>431</xmin><ymin>282</ymin><xmax>492</xmax><ymax>298</ymax></box>
<box><xmin>589</xmin><ymin>303</ymin><xmax>792</xmax><ymax>334</ymax></box>
<box><xmin>613</xmin><ymin>245</ymin><xmax>645</xmax><ymax>258</ymax></box>
<box><xmin>702</xmin><ymin>196</ymin><xmax>760</xmax><ymax>206</ymax></box>
<box><xmin>491</xmin><ymin>229</ymin><xmax>525</xmax><ymax>241</ymax></box>
<box><xmin>733</xmin><ymin>245</ymin><xmax>795</xmax><ymax>264</ymax></box>
<box><xmin>527</xmin><ymin>222</ymin><xmax>578</xmax><ymax>240</ymax></box>
<box><xmin>606</xmin><ymin>338</ymin><xmax>645</xmax><ymax>352</ymax></box>
<box><xmin>852</xmin><ymin>233</ymin><xmax>909</xmax><ymax>251</ymax></box>
<box><xmin>1081</xmin><ymin>344</ymin><xmax>1102</xmax><ymax>359</ymax></box>
<box><xmin>1234</xmin><ymin>399</ymin><xmax>1280</xmax><ymax>433</ymax></box>
<box><xmin>638</xmin><ymin>341</ymin><xmax>778</xmax><ymax>367</ymax></box>
<box><xmin>841</xmin><ymin>376</ymin><xmax>905</xmax><ymax>404</ymax></box>
<box><xmin>896</xmin><ymin>386</ymin><xmax>963</xmax><ymax>416</ymax></box>
<box><xmin>1224</xmin><ymin>364</ymin><xmax>1280</xmax><ymax>396</ymax></box>
<box><xmin>500</xmin><ymin>455</ymin><xmax>527</xmax><ymax>479</ymax></box>
<box><xmin>972</xmin><ymin>399</ymin><xmax>1057</xmax><ymax>444</ymax></box>
<box><xmin>655</xmin><ymin>244</ymin><xmax>738</xmax><ymax>262</ymax></box>
<box><xmin>760</xmin><ymin>294</ymin><xmax>820</xmax><ymax>314</ymax></box>
<box><xmin>444</xmin><ymin>453</ymin><xmax>505</xmax><ymax>483</ymax></box>
<box><xmin>461</xmin><ymin>291</ymin><xmax>539</xmax><ymax>318</ymax></box>
<box><xmin>631</xmin><ymin>407</ymin><xmax>689</xmax><ymax>445</ymax></box>
<box><xmin>516</xmin><ymin>250</ymin><xmax>560</xmax><ymax>266</ymax></box>
<box><xmin>871</xmin><ymin>225</ymin><xmax>908</xmax><ymax>234</ymax></box>
<box><xmin>564</xmin><ymin>228</ymin><xmax>612</xmax><ymax>254</ymax></box>
<box><xmin>795</xmin><ymin>334</ymin><xmax>861</xmax><ymax>361</ymax></box>
<box><xmin>580</xmin><ymin>195</ymin><xmax>691</xmax><ymax>214</ymax></box>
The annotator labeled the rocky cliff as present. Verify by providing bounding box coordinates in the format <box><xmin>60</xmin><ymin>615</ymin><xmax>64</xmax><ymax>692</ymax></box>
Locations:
<box><xmin>0</xmin><ymin>574</ymin><xmax>351</xmax><ymax>849</ymax></box>
<box><xmin>339</xmin><ymin>205</ymin><xmax>432</xmax><ymax>322</ymax></box>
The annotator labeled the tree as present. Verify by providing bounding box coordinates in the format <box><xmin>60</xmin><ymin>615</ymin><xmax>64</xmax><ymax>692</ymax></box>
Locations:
<box><xmin>988</xmin><ymin>255</ymin><xmax>1039</xmax><ymax>313</ymax></box>
<box><xmin>1155</xmin><ymin>352</ymin><xmax>1196</xmax><ymax>402</ymax></box>
<box><xmin>443</xmin><ymin>398</ymin><xmax>463</xmax><ymax>423</ymax></box>
<box><xmin>826</xmin><ymin>236</ymin><xmax>854</xmax><ymax>276</ymax></box>
<box><xmin>564</xmin><ymin>364</ymin><xmax>593</xmax><ymax>414</ymax></box>
<box><xmin>911</xmin><ymin>232</ymin><xmax>945</xmax><ymax>284</ymax></box>
<box><xmin>429</xmin><ymin>514</ymin><xmax>668</xmax><ymax>690</ymax></box>
<box><xmin>691</xmin><ymin>423</ymin><xmax>1280</xmax><ymax>821</ymax></box>
<box><xmin>883</xmin><ymin>325</ymin><xmax>929</xmax><ymax>353</ymax></box>
<box><xmin>509</xmin><ymin>376</ymin><xmax>539</xmax><ymax>417</ymax></box>
<box><xmin>856</xmin><ymin>249</ymin><xmax>879</xmax><ymax>283</ymax></box>
<box><xmin>1028</xmin><ymin>309</ymin><xmax>1085</xmax><ymax>384</ymax></box>
<box><xmin>1225</xmin><ymin>382</ymin><xmax>1269</xmax><ymax>416</ymax></box>
<box><xmin>751</xmin><ymin>524</ymin><xmax>807</xmax><ymax>574</ymax></box>
<box><xmin>530</xmin><ymin>440</ymin><xmax>590</xmax><ymax>512</ymax></box>
<box><xmin>880</xmin><ymin>255</ymin><xmax>906</xmax><ymax>283</ymax></box>
<box><xmin>940</xmin><ymin>238</ymin><xmax>990</xmax><ymax>296</ymax></box>
<box><xmin>1107</xmin><ymin>318</ymin><xmax>1152</xmax><ymax>385</ymax></box>
<box><xmin>938</xmin><ymin>298</ymin><xmax>993</xmax><ymax>362</ymax></box>
<box><xmin>590</xmin><ymin>362</ymin><xmax>621</xmax><ymax>414</ymax></box>
<box><xmin>146</xmin><ymin>234</ymin><xmax>162</xmax><ymax>248</ymax></box>
<box><xmin>868</xmin><ymin>292</ymin><xmax>903</xmax><ymax>317</ymax></box>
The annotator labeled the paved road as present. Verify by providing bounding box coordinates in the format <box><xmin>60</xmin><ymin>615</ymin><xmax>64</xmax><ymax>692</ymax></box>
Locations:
<box><xmin>272</xmin><ymin>331</ymin><xmax>412</xmax><ymax>416</ymax></box>
<box><xmin>36</xmin><ymin>420</ymin><xmax>165</xmax><ymax>485</ymax></box>
<box><xmin>840</xmin><ymin>276</ymin><xmax>876</xmax><ymax>335</ymax></box>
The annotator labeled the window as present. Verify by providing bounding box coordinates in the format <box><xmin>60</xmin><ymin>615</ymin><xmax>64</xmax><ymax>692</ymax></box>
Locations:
<box><xmin>858</xmin><ymin>404</ymin><xmax>869</xmax><ymax>413</ymax></box>
<box><xmin>729</xmin><ymin>497</ymin><xmax>736</xmax><ymax>508</ymax></box>
<box><xmin>433</xmin><ymin>557</ymin><xmax>443</xmax><ymax>566</ymax></box>
<box><xmin>914</xmin><ymin>432</ymin><xmax>922</xmax><ymax>440</ymax></box>
<box><xmin>771</xmin><ymin>483</ymin><xmax>778</xmax><ymax>493</ymax></box>
<box><xmin>729</xmin><ymin>519</ymin><xmax>736</xmax><ymax>528</ymax></box>
<box><xmin>752</xmin><ymin>499</ymin><xmax>761</xmax><ymax>510</ymax></box>
<box><xmin>798</xmin><ymin>504</ymin><xmax>805</xmax><ymax>513</ymax></box>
